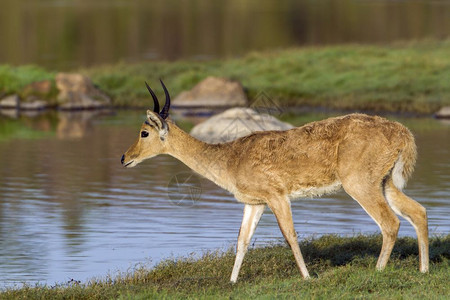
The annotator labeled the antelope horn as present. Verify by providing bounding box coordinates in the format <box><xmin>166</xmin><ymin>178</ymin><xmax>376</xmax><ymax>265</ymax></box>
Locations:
<box><xmin>145</xmin><ymin>81</ymin><xmax>160</xmax><ymax>113</ymax></box>
<box><xmin>159</xmin><ymin>79</ymin><xmax>171</xmax><ymax>120</ymax></box>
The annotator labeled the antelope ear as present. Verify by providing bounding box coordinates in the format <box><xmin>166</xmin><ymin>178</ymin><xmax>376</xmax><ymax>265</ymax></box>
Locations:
<box><xmin>146</xmin><ymin>110</ymin><xmax>168</xmax><ymax>140</ymax></box>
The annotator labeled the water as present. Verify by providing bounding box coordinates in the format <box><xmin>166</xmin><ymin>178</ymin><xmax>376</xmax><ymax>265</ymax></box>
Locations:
<box><xmin>1</xmin><ymin>0</ymin><xmax>450</xmax><ymax>68</ymax></box>
<box><xmin>0</xmin><ymin>111</ymin><xmax>448</xmax><ymax>288</ymax></box>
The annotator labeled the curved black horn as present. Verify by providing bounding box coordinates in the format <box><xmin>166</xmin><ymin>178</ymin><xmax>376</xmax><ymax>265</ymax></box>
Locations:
<box><xmin>145</xmin><ymin>81</ymin><xmax>160</xmax><ymax>113</ymax></box>
<box><xmin>159</xmin><ymin>79</ymin><xmax>171</xmax><ymax>119</ymax></box>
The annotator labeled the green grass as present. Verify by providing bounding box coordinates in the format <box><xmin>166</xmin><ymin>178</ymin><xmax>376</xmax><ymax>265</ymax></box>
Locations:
<box><xmin>0</xmin><ymin>65</ymin><xmax>58</xmax><ymax>101</ymax></box>
<box><xmin>2</xmin><ymin>234</ymin><xmax>449</xmax><ymax>299</ymax></box>
<box><xmin>1</xmin><ymin>40</ymin><xmax>450</xmax><ymax>114</ymax></box>
<box><xmin>0</xmin><ymin>65</ymin><xmax>54</xmax><ymax>94</ymax></box>
<box><xmin>86</xmin><ymin>40</ymin><xmax>450</xmax><ymax>113</ymax></box>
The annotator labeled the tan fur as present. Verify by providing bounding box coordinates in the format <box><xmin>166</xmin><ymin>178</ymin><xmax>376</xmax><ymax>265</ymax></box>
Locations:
<box><xmin>122</xmin><ymin>112</ymin><xmax>429</xmax><ymax>282</ymax></box>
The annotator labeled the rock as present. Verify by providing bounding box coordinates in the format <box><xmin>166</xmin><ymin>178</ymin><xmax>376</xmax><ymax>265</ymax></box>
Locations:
<box><xmin>0</xmin><ymin>94</ymin><xmax>20</xmax><ymax>109</ymax></box>
<box><xmin>435</xmin><ymin>106</ymin><xmax>450</xmax><ymax>119</ymax></box>
<box><xmin>173</xmin><ymin>77</ymin><xmax>248</xmax><ymax>107</ymax></box>
<box><xmin>0</xmin><ymin>94</ymin><xmax>50</xmax><ymax>111</ymax></box>
<box><xmin>20</xmin><ymin>99</ymin><xmax>50</xmax><ymax>110</ymax></box>
<box><xmin>55</xmin><ymin>73</ymin><xmax>111</xmax><ymax>110</ymax></box>
<box><xmin>22</xmin><ymin>80</ymin><xmax>53</xmax><ymax>97</ymax></box>
<box><xmin>190</xmin><ymin>107</ymin><xmax>293</xmax><ymax>143</ymax></box>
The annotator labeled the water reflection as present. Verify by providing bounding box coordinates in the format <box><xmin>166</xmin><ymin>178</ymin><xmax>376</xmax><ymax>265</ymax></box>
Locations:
<box><xmin>0</xmin><ymin>108</ymin><xmax>19</xmax><ymax>119</ymax></box>
<box><xmin>0</xmin><ymin>109</ymin><xmax>114</xmax><ymax>141</ymax></box>
<box><xmin>0</xmin><ymin>111</ymin><xmax>448</xmax><ymax>287</ymax></box>
<box><xmin>56</xmin><ymin>110</ymin><xmax>113</xmax><ymax>139</ymax></box>
<box><xmin>0</xmin><ymin>0</ymin><xmax>449</xmax><ymax>68</ymax></box>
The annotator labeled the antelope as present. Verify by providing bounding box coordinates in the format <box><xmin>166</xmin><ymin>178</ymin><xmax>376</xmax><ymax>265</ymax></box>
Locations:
<box><xmin>121</xmin><ymin>80</ymin><xmax>429</xmax><ymax>283</ymax></box>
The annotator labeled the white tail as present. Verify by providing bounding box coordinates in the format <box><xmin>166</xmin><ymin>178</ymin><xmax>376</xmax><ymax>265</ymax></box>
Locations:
<box><xmin>392</xmin><ymin>155</ymin><xmax>407</xmax><ymax>190</ymax></box>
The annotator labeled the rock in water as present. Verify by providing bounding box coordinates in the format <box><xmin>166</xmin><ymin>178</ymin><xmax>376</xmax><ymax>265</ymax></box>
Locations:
<box><xmin>0</xmin><ymin>94</ymin><xmax>20</xmax><ymax>109</ymax></box>
<box><xmin>435</xmin><ymin>106</ymin><xmax>450</xmax><ymax>119</ymax></box>
<box><xmin>190</xmin><ymin>107</ymin><xmax>293</xmax><ymax>143</ymax></box>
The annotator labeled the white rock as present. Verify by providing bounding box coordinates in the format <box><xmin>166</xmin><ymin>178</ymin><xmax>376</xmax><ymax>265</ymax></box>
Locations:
<box><xmin>190</xmin><ymin>108</ymin><xmax>293</xmax><ymax>143</ymax></box>
<box><xmin>20</xmin><ymin>100</ymin><xmax>49</xmax><ymax>110</ymax></box>
<box><xmin>435</xmin><ymin>106</ymin><xmax>450</xmax><ymax>119</ymax></box>
<box><xmin>0</xmin><ymin>94</ymin><xmax>20</xmax><ymax>109</ymax></box>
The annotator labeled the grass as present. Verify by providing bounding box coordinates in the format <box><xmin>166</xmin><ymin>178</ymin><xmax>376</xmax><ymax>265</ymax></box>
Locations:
<box><xmin>1</xmin><ymin>40</ymin><xmax>450</xmax><ymax>114</ymax></box>
<box><xmin>2</xmin><ymin>234</ymin><xmax>449</xmax><ymax>299</ymax></box>
<box><xmin>85</xmin><ymin>40</ymin><xmax>450</xmax><ymax>114</ymax></box>
<box><xmin>0</xmin><ymin>65</ymin><xmax>58</xmax><ymax>102</ymax></box>
<box><xmin>0</xmin><ymin>65</ymin><xmax>55</xmax><ymax>95</ymax></box>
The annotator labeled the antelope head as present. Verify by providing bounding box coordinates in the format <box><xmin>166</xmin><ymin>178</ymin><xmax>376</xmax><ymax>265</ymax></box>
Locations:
<box><xmin>121</xmin><ymin>80</ymin><xmax>171</xmax><ymax>168</ymax></box>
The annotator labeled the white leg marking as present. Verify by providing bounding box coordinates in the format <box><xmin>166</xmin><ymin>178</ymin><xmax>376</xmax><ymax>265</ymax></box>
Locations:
<box><xmin>230</xmin><ymin>204</ymin><xmax>265</xmax><ymax>283</ymax></box>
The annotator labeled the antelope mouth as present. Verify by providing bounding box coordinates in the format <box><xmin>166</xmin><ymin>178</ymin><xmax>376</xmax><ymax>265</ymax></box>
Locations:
<box><xmin>124</xmin><ymin>160</ymin><xmax>134</xmax><ymax>167</ymax></box>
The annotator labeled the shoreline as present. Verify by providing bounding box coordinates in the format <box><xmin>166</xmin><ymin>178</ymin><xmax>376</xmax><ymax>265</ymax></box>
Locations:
<box><xmin>2</xmin><ymin>234</ymin><xmax>448</xmax><ymax>299</ymax></box>
<box><xmin>1</xmin><ymin>41</ymin><xmax>450</xmax><ymax>115</ymax></box>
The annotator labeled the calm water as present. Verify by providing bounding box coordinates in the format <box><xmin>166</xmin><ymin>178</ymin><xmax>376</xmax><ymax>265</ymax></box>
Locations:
<box><xmin>1</xmin><ymin>0</ymin><xmax>450</xmax><ymax>68</ymax></box>
<box><xmin>0</xmin><ymin>111</ymin><xmax>449</xmax><ymax>288</ymax></box>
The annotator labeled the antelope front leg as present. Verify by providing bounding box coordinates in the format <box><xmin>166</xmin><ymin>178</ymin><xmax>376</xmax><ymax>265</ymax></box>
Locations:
<box><xmin>230</xmin><ymin>204</ymin><xmax>265</xmax><ymax>283</ymax></box>
<box><xmin>268</xmin><ymin>198</ymin><xmax>310</xmax><ymax>279</ymax></box>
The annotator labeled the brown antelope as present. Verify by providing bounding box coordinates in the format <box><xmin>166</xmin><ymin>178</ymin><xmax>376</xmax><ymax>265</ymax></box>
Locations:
<box><xmin>121</xmin><ymin>80</ymin><xmax>429</xmax><ymax>283</ymax></box>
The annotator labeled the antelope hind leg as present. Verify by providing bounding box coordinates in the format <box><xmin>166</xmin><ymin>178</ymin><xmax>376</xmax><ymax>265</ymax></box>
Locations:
<box><xmin>385</xmin><ymin>180</ymin><xmax>429</xmax><ymax>272</ymax></box>
<box><xmin>343</xmin><ymin>182</ymin><xmax>400</xmax><ymax>271</ymax></box>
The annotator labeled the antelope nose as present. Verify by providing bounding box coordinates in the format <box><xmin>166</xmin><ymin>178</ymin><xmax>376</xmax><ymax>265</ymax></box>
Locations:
<box><xmin>121</xmin><ymin>154</ymin><xmax>125</xmax><ymax>165</ymax></box>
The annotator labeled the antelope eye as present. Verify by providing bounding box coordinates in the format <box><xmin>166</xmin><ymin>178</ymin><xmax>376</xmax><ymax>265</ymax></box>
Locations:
<box><xmin>141</xmin><ymin>131</ymin><xmax>149</xmax><ymax>138</ymax></box>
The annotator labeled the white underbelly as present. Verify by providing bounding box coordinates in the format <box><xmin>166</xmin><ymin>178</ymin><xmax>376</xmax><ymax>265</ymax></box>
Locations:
<box><xmin>288</xmin><ymin>181</ymin><xmax>342</xmax><ymax>199</ymax></box>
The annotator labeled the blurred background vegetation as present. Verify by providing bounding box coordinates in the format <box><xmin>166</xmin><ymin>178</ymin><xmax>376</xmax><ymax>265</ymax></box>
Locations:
<box><xmin>1</xmin><ymin>0</ymin><xmax>449</xmax><ymax>69</ymax></box>
<box><xmin>1</xmin><ymin>0</ymin><xmax>450</xmax><ymax>112</ymax></box>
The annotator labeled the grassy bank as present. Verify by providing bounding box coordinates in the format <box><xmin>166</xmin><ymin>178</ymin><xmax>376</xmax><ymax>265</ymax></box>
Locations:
<box><xmin>1</xmin><ymin>40</ymin><xmax>450</xmax><ymax>114</ymax></box>
<box><xmin>2</xmin><ymin>234</ymin><xmax>449</xmax><ymax>299</ymax></box>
